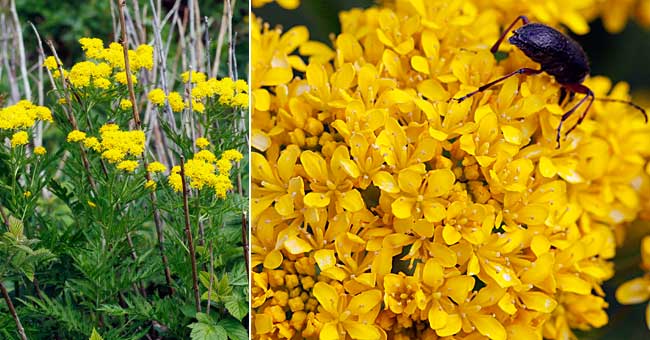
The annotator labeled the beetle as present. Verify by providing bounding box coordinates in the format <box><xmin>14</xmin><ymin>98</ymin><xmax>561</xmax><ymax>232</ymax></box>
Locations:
<box><xmin>452</xmin><ymin>15</ymin><xmax>648</xmax><ymax>147</ymax></box>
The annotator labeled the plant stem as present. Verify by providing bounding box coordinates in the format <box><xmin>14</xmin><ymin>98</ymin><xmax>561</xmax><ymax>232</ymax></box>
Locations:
<box><xmin>207</xmin><ymin>240</ymin><xmax>214</xmax><ymax>314</ymax></box>
<box><xmin>118</xmin><ymin>0</ymin><xmax>174</xmax><ymax>292</ymax></box>
<box><xmin>180</xmin><ymin>155</ymin><xmax>201</xmax><ymax>313</ymax></box>
<box><xmin>1</xmin><ymin>281</ymin><xmax>28</xmax><ymax>340</ymax></box>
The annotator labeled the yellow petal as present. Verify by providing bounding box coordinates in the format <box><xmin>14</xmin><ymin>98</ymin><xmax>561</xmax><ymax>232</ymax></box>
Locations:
<box><xmin>436</xmin><ymin>313</ymin><xmax>461</xmax><ymax>336</ymax></box>
<box><xmin>343</xmin><ymin>321</ymin><xmax>381</xmax><ymax>340</ymax></box>
<box><xmin>519</xmin><ymin>291</ymin><xmax>557</xmax><ymax>313</ymax></box>
<box><xmin>422</xmin><ymin>259</ymin><xmax>444</xmax><ymax>288</ymax></box>
<box><xmin>314</xmin><ymin>249</ymin><xmax>337</xmax><ymax>271</ymax></box>
<box><xmin>471</xmin><ymin>314</ymin><xmax>506</xmax><ymax>340</ymax></box>
<box><xmin>442</xmin><ymin>225</ymin><xmax>461</xmax><ymax>245</ymax></box>
<box><xmin>467</xmin><ymin>254</ymin><xmax>480</xmax><ymax>276</ymax></box>
<box><xmin>348</xmin><ymin>290</ymin><xmax>382</xmax><ymax>315</ymax></box>
<box><xmin>283</xmin><ymin>235</ymin><xmax>313</xmax><ymax>254</ymax></box>
<box><xmin>372</xmin><ymin>171</ymin><xmax>399</xmax><ymax>194</ymax></box>
<box><xmin>616</xmin><ymin>277</ymin><xmax>650</xmax><ymax>305</ymax></box>
<box><xmin>417</xmin><ymin>79</ymin><xmax>447</xmax><ymax>101</ymax></box>
<box><xmin>304</xmin><ymin>192</ymin><xmax>331</xmax><ymax>208</ymax></box>
<box><xmin>339</xmin><ymin>189</ymin><xmax>365</xmax><ymax>212</ymax></box>
<box><xmin>392</xmin><ymin>197</ymin><xmax>415</xmax><ymax>219</ymax></box>
<box><xmin>320</xmin><ymin>322</ymin><xmax>341</xmax><ymax>340</ymax></box>
<box><xmin>301</xmin><ymin>151</ymin><xmax>328</xmax><ymax>182</ymax></box>
<box><xmin>398</xmin><ymin>170</ymin><xmax>422</xmax><ymax>194</ymax></box>
<box><xmin>313</xmin><ymin>282</ymin><xmax>339</xmax><ymax>315</ymax></box>
<box><xmin>426</xmin><ymin>169</ymin><xmax>455</xmax><ymax>197</ymax></box>
<box><xmin>557</xmin><ymin>273</ymin><xmax>591</xmax><ymax>295</ymax></box>
<box><xmin>501</xmin><ymin>125</ymin><xmax>522</xmax><ymax>145</ymax></box>
<box><xmin>539</xmin><ymin>156</ymin><xmax>557</xmax><ymax>178</ymax></box>
<box><xmin>411</xmin><ymin>55</ymin><xmax>429</xmax><ymax>74</ymax></box>
<box><xmin>444</xmin><ymin>275</ymin><xmax>474</xmax><ymax>304</ymax></box>
<box><xmin>263</xmin><ymin>249</ymin><xmax>283</xmax><ymax>269</ymax></box>
<box><xmin>422</xmin><ymin>202</ymin><xmax>446</xmax><ymax>223</ymax></box>
<box><xmin>253</xmin><ymin>89</ymin><xmax>271</xmax><ymax>111</ymax></box>
<box><xmin>262</xmin><ymin>67</ymin><xmax>293</xmax><ymax>86</ymax></box>
<box><xmin>498</xmin><ymin>293</ymin><xmax>517</xmax><ymax>315</ymax></box>
<box><xmin>428</xmin><ymin>306</ymin><xmax>448</xmax><ymax>329</ymax></box>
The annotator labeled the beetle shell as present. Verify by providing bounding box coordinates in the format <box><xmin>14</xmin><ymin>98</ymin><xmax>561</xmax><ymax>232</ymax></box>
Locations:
<box><xmin>509</xmin><ymin>23</ymin><xmax>590</xmax><ymax>85</ymax></box>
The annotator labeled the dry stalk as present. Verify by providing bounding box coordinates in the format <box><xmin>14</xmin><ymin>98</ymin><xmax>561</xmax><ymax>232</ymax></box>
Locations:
<box><xmin>118</xmin><ymin>0</ymin><xmax>174</xmax><ymax>292</ymax></box>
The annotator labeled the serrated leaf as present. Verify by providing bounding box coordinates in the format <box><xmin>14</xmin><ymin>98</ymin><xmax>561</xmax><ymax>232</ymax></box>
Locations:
<box><xmin>218</xmin><ymin>317</ymin><xmax>248</xmax><ymax>340</ymax></box>
<box><xmin>228</xmin><ymin>262</ymin><xmax>247</xmax><ymax>286</ymax></box>
<box><xmin>218</xmin><ymin>275</ymin><xmax>232</xmax><ymax>296</ymax></box>
<box><xmin>224</xmin><ymin>295</ymin><xmax>248</xmax><ymax>321</ymax></box>
<box><xmin>8</xmin><ymin>216</ymin><xmax>24</xmax><ymax>239</ymax></box>
<box><xmin>89</xmin><ymin>328</ymin><xmax>104</xmax><ymax>340</ymax></box>
<box><xmin>188</xmin><ymin>322</ymin><xmax>227</xmax><ymax>340</ymax></box>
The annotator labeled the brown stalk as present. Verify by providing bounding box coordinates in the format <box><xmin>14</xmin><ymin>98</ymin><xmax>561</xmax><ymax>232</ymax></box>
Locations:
<box><xmin>1</xmin><ymin>282</ymin><xmax>28</xmax><ymax>340</ymax></box>
<box><xmin>118</xmin><ymin>0</ymin><xmax>174</xmax><ymax>292</ymax></box>
<box><xmin>180</xmin><ymin>155</ymin><xmax>201</xmax><ymax>313</ymax></box>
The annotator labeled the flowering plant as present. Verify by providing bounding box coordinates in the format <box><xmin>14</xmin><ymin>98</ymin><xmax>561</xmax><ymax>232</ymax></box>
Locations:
<box><xmin>251</xmin><ymin>0</ymin><xmax>650</xmax><ymax>339</ymax></box>
<box><xmin>0</xmin><ymin>2</ymin><xmax>249</xmax><ymax>339</ymax></box>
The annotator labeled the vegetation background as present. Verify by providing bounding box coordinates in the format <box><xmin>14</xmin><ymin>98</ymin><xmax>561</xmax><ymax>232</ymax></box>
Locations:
<box><xmin>254</xmin><ymin>1</ymin><xmax>650</xmax><ymax>339</ymax></box>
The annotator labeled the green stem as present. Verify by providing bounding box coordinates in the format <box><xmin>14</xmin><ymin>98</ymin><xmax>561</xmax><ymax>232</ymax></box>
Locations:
<box><xmin>180</xmin><ymin>156</ymin><xmax>201</xmax><ymax>313</ymax></box>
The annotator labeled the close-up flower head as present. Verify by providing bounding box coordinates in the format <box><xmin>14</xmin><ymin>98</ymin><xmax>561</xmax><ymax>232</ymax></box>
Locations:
<box><xmin>251</xmin><ymin>0</ymin><xmax>650</xmax><ymax>339</ymax></box>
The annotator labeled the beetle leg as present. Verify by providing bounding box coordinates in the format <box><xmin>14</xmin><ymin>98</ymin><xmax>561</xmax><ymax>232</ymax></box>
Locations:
<box><xmin>450</xmin><ymin>67</ymin><xmax>542</xmax><ymax>103</ymax></box>
<box><xmin>558</xmin><ymin>87</ymin><xmax>567</xmax><ymax>105</ymax></box>
<box><xmin>491</xmin><ymin>15</ymin><xmax>530</xmax><ymax>53</ymax></box>
<box><xmin>556</xmin><ymin>83</ymin><xmax>594</xmax><ymax>148</ymax></box>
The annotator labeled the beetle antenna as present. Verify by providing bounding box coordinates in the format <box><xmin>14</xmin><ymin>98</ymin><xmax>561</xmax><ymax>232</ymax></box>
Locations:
<box><xmin>595</xmin><ymin>98</ymin><xmax>648</xmax><ymax>123</ymax></box>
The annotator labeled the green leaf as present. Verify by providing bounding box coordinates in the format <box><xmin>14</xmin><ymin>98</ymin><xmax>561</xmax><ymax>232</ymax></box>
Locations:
<box><xmin>8</xmin><ymin>216</ymin><xmax>24</xmax><ymax>240</ymax></box>
<box><xmin>223</xmin><ymin>295</ymin><xmax>247</xmax><ymax>321</ymax></box>
<box><xmin>188</xmin><ymin>321</ymin><xmax>227</xmax><ymax>340</ymax></box>
<box><xmin>228</xmin><ymin>261</ymin><xmax>247</xmax><ymax>286</ymax></box>
<box><xmin>89</xmin><ymin>328</ymin><xmax>104</xmax><ymax>340</ymax></box>
<box><xmin>218</xmin><ymin>317</ymin><xmax>248</xmax><ymax>340</ymax></box>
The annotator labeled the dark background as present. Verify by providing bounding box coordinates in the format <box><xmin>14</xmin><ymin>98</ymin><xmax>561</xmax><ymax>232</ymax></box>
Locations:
<box><xmin>255</xmin><ymin>2</ymin><xmax>650</xmax><ymax>339</ymax></box>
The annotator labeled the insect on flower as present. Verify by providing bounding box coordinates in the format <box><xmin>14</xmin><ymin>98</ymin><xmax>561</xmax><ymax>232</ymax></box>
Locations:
<box><xmin>452</xmin><ymin>15</ymin><xmax>648</xmax><ymax>147</ymax></box>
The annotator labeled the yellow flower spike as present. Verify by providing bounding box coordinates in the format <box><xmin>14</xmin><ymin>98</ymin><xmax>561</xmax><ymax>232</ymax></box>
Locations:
<box><xmin>11</xmin><ymin>131</ymin><xmax>29</xmax><ymax>147</ymax></box>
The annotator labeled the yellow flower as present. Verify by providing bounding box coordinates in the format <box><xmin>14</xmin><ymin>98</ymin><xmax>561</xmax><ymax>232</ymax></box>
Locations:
<box><xmin>117</xmin><ymin>160</ymin><xmax>139</xmax><ymax>172</ymax></box>
<box><xmin>119</xmin><ymin>99</ymin><xmax>133</xmax><ymax>110</ymax></box>
<box><xmin>83</xmin><ymin>137</ymin><xmax>101</xmax><ymax>152</ymax></box>
<box><xmin>23</xmin><ymin>191</ymin><xmax>31</xmax><ymax>198</ymax></box>
<box><xmin>181</xmin><ymin>70</ymin><xmax>207</xmax><ymax>83</ymax></box>
<box><xmin>135</xmin><ymin>44</ymin><xmax>154</xmax><ymax>70</ymax></box>
<box><xmin>168</xmin><ymin>91</ymin><xmax>185</xmax><ymax>112</ymax></box>
<box><xmin>148</xmin><ymin>88</ymin><xmax>166</xmax><ymax>105</ymax></box>
<box><xmin>34</xmin><ymin>146</ymin><xmax>47</xmax><ymax>155</ymax></box>
<box><xmin>87</xmin><ymin>200</ymin><xmax>97</xmax><ymax>208</ymax></box>
<box><xmin>10</xmin><ymin>131</ymin><xmax>29</xmax><ymax>147</ymax></box>
<box><xmin>43</xmin><ymin>56</ymin><xmax>60</xmax><ymax>70</ymax></box>
<box><xmin>0</xmin><ymin>101</ymin><xmax>52</xmax><ymax>130</ymax></box>
<box><xmin>195</xmin><ymin>137</ymin><xmax>210</xmax><ymax>149</ymax></box>
<box><xmin>144</xmin><ymin>179</ymin><xmax>157</xmax><ymax>190</ymax></box>
<box><xmin>114</xmin><ymin>71</ymin><xmax>137</xmax><ymax>85</ymax></box>
<box><xmin>222</xmin><ymin>149</ymin><xmax>244</xmax><ymax>162</ymax></box>
<box><xmin>252</xmin><ymin>0</ymin><xmax>300</xmax><ymax>10</ymax></box>
<box><xmin>313</xmin><ymin>282</ymin><xmax>383</xmax><ymax>340</ymax></box>
<box><xmin>79</xmin><ymin>37</ymin><xmax>104</xmax><ymax>59</ymax></box>
<box><xmin>168</xmin><ymin>173</ymin><xmax>183</xmax><ymax>192</ymax></box>
<box><xmin>67</xmin><ymin>130</ymin><xmax>86</xmax><ymax>143</ymax></box>
<box><xmin>147</xmin><ymin>161</ymin><xmax>167</xmax><ymax>173</ymax></box>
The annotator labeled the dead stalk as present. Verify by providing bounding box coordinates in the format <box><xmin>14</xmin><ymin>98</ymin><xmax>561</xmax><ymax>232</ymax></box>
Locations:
<box><xmin>118</xmin><ymin>0</ymin><xmax>174</xmax><ymax>292</ymax></box>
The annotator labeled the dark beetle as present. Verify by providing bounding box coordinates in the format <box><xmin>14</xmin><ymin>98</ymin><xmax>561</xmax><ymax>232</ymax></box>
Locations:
<box><xmin>453</xmin><ymin>15</ymin><xmax>647</xmax><ymax>147</ymax></box>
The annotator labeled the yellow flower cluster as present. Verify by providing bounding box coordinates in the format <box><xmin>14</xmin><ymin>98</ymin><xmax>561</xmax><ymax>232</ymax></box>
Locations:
<box><xmin>68</xmin><ymin>123</ymin><xmax>145</xmax><ymax>166</ymax></box>
<box><xmin>251</xmin><ymin>1</ymin><xmax>650</xmax><ymax>340</ymax></box>
<box><xmin>0</xmin><ymin>100</ymin><xmax>53</xmax><ymax>131</ymax></box>
<box><xmin>167</xmin><ymin>146</ymin><xmax>242</xmax><ymax>198</ymax></box>
<box><xmin>44</xmin><ymin>38</ymin><xmax>153</xmax><ymax>90</ymax></box>
<box><xmin>148</xmin><ymin>75</ymin><xmax>249</xmax><ymax>113</ymax></box>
